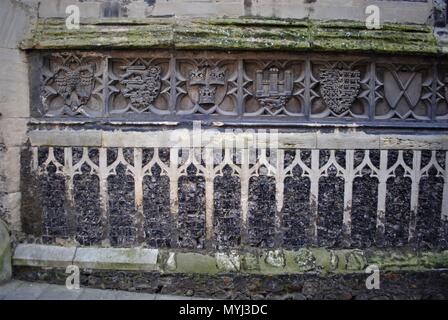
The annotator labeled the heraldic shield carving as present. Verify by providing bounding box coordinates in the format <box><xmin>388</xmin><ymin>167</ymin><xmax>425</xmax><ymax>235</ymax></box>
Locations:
<box><xmin>187</xmin><ymin>63</ymin><xmax>227</xmax><ymax>112</ymax></box>
<box><xmin>320</xmin><ymin>64</ymin><xmax>361</xmax><ymax>115</ymax></box>
<box><xmin>42</xmin><ymin>54</ymin><xmax>96</xmax><ymax>116</ymax></box>
<box><xmin>255</xmin><ymin>67</ymin><xmax>293</xmax><ymax>115</ymax></box>
<box><xmin>120</xmin><ymin>64</ymin><xmax>161</xmax><ymax>112</ymax></box>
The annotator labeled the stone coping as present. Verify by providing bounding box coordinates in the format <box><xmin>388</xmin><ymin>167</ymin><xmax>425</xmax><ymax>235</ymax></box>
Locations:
<box><xmin>13</xmin><ymin>244</ymin><xmax>158</xmax><ymax>271</ymax></box>
<box><xmin>28</xmin><ymin>129</ymin><xmax>448</xmax><ymax>150</ymax></box>
<box><xmin>12</xmin><ymin>244</ymin><xmax>448</xmax><ymax>275</ymax></box>
<box><xmin>20</xmin><ymin>18</ymin><xmax>438</xmax><ymax>56</ymax></box>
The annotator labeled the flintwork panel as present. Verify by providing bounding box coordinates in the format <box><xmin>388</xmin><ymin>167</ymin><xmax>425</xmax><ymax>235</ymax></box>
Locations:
<box><xmin>34</xmin><ymin>52</ymin><xmax>448</xmax><ymax>124</ymax></box>
<box><xmin>30</xmin><ymin>146</ymin><xmax>448</xmax><ymax>250</ymax></box>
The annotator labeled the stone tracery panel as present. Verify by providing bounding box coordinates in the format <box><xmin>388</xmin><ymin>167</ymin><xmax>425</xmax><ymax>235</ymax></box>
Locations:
<box><xmin>30</xmin><ymin>144</ymin><xmax>448</xmax><ymax>250</ymax></box>
<box><xmin>33</xmin><ymin>52</ymin><xmax>448</xmax><ymax>124</ymax></box>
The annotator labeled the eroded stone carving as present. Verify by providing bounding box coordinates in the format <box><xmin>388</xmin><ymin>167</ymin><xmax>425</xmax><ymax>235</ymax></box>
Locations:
<box><xmin>188</xmin><ymin>64</ymin><xmax>226</xmax><ymax>107</ymax></box>
<box><xmin>320</xmin><ymin>64</ymin><xmax>360</xmax><ymax>115</ymax></box>
<box><xmin>255</xmin><ymin>67</ymin><xmax>293</xmax><ymax>115</ymax></box>
<box><xmin>36</xmin><ymin>53</ymin><xmax>448</xmax><ymax>121</ymax></box>
<box><xmin>42</xmin><ymin>54</ymin><xmax>97</xmax><ymax>116</ymax></box>
<box><xmin>120</xmin><ymin>64</ymin><xmax>161</xmax><ymax>112</ymax></box>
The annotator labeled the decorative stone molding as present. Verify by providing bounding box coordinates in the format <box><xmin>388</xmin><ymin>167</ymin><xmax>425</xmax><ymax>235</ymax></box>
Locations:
<box><xmin>21</xmin><ymin>138</ymin><xmax>448</xmax><ymax>250</ymax></box>
<box><xmin>32</xmin><ymin>51</ymin><xmax>448</xmax><ymax>124</ymax></box>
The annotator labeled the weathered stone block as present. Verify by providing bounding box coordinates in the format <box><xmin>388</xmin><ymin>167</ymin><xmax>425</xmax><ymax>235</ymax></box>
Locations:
<box><xmin>13</xmin><ymin>244</ymin><xmax>76</xmax><ymax>268</ymax></box>
<box><xmin>175</xmin><ymin>252</ymin><xmax>218</xmax><ymax>274</ymax></box>
<box><xmin>0</xmin><ymin>219</ymin><xmax>11</xmax><ymax>283</ymax></box>
<box><xmin>73</xmin><ymin>247</ymin><xmax>158</xmax><ymax>271</ymax></box>
<box><xmin>216</xmin><ymin>251</ymin><xmax>240</xmax><ymax>272</ymax></box>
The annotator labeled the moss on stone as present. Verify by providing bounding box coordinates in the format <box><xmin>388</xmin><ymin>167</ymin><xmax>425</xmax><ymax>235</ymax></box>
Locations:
<box><xmin>20</xmin><ymin>17</ymin><xmax>441</xmax><ymax>56</ymax></box>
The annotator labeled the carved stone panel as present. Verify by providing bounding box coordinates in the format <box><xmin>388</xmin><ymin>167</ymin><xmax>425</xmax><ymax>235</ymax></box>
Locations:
<box><xmin>40</xmin><ymin>54</ymin><xmax>104</xmax><ymax>117</ymax></box>
<box><xmin>108</xmin><ymin>58</ymin><xmax>170</xmax><ymax>114</ymax></box>
<box><xmin>375</xmin><ymin>64</ymin><xmax>432</xmax><ymax>120</ymax></box>
<box><xmin>311</xmin><ymin>61</ymin><xmax>369</xmax><ymax>118</ymax></box>
<box><xmin>34</xmin><ymin>52</ymin><xmax>448</xmax><ymax>125</ymax></box>
<box><xmin>176</xmin><ymin>59</ymin><xmax>237</xmax><ymax>115</ymax></box>
<box><xmin>244</xmin><ymin>60</ymin><xmax>305</xmax><ymax>116</ymax></box>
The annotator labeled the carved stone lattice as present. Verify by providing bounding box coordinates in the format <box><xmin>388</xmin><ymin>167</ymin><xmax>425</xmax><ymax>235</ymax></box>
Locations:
<box><xmin>32</xmin><ymin>144</ymin><xmax>448</xmax><ymax>249</ymax></box>
<box><xmin>35</xmin><ymin>52</ymin><xmax>448</xmax><ymax>122</ymax></box>
<box><xmin>320</xmin><ymin>64</ymin><xmax>361</xmax><ymax>115</ymax></box>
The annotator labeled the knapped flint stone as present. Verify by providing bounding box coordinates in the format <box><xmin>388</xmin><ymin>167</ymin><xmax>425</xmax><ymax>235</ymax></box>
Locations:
<box><xmin>385</xmin><ymin>167</ymin><xmax>411</xmax><ymax>247</ymax></box>
<box><xmin>73</xmin><ymin>148</ymin><xmax>101</xmax><ymax>246</ymax></box>
<box><xmin>213</xmin><ymin>165</ymin><xmax>241</xmax><ymax>249</ymax></box>
<box><xmin>317</xmin><ymin>175</ymin><xmax>344</xmax><ymax>247</ymax></box>
<box><xmin>351</xmin><ymin>173</ymin><xmax>378</xmax><ymax>248</ymax></box>
<box><xmin>248</xmin><ymin>175</ymin><xmax>276</xmax><ymax>248</ymax></box>
<box><xmin>282</xmin><ymin>150</ymin><xmax>311</xmax><ymax>248</ymax></box>
<box><xmin>39</xmin><ymin>148</ymin><xmax>68</xmax><ymax>243</ymax></box>
<box><xmin>177</xmin><ymin>165</ymin><xmax>206</xmax><ymax>249</ymax></box>
<box><xmin>416</xmin><ymin>173</ymin><xmax>444</xmax><ymax>249</ymax></box>
<box><xmin>0</xmin><ymin>219</ymin><xmax>11</xmax><ymax>282</ymax></box>
<box><xmin>108</xmin><ymin>163</ymin><xmax>138</xmax><ymax>247</ymax></box>
<box><xmin>143</xmin><ymin>163</ymin><xmax>172</xmax><ymax>248</ymax></box>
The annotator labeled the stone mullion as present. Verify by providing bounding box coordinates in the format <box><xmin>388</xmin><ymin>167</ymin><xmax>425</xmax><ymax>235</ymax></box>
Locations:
<box><xmin>63</xmin><ymin>147</ymin><xmax>77</xmax><ymax>238</ymax></box>
<box><xmin>309</xmin><ymin>149</ymin><xmax>320</xmax><ymax>244</ymax></box>
<box><xmin>342</xmin><ymin>149</ymin><xmax>355</xmax><ymax>246</ymax></box>
<box><xmin>240</xmin><ymin>147</ymin><xmax>250</xmax><ymax>245</ymax></box>
<box><xmin>375</xmin><ymin>150</ymin><xmax>389</xmax><ymax>245</ymax></box>
<box><xmin>169</xmin><ymin>147</ymin><xmax>179</xmax><ymax>247</ymax></box>
<box><xmin>133</xmin><ymin>148</ymin><xmax>145</xmax><ymax>244</ymax></box>
<box><xmin>274</xmin><ymin>148</ymin><xmax>284</xmax><ymax>247</ymax></box>
<box><xmin>408</xmin><ymin>150</ymin><xmax>422</xmax><ymax>244</ymax></box>
<box><xmin>204</xmin><ymin>147</ymin><xmax>215</xmax><ymax>245</ymax></box>
<box><xmin>442</xmin><ymin>151</ymin><xmax>448</xmax><ymax>222</ymax></box>
<box><xmin>98</xmin><ymin>148</ymin><xmax>110</xmax><ymax>242</ymax></box>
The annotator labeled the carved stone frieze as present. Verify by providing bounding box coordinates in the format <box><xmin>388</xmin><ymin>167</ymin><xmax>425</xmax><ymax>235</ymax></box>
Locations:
<box><xmin>34</xmin><ymin>52</ymin><xmax>448</xmax><ymax>124</ymax></box>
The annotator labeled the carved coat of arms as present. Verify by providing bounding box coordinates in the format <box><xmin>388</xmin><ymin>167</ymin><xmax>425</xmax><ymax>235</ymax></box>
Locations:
<box><xmin>43</xmin><ymin>55</ymin><xmax>96</xmax><ymax>116</ymax></box>
<box><xmin>120</xmin><ymin>65</ymin><xmax>161</xmax><ymax>112</ymax></box>
<box><xmin>383</xmin><ymin>70</ymin><xmax>422</xmax><ymax>114</ymax></box>
<box><xmin>187</xmin><ymin>64</ymin><xmax>227</xmax><ymax>112</ymax></box>
<box><xmin>320</xmin><ymin>66</ymin><xmax>360</xmax><ymax>115</ymax></box>
<box><xmin>255</xmin><ymin>67</ymin><xmax>293</xmax><ymax>115</ymax></box>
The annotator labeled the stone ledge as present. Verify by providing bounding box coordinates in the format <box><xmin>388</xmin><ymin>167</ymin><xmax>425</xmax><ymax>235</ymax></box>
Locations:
<box><xmin>13</xmin><ymin>244</ymin><xmax>158</xmax><ymax>271</ymax></box>
<box><xmin>73</xmin><ymin>247</ymin><xmax>158</xmax><ymax>271</ymax></box>
<box><xmin>20</xmin><ymin>18</ymin><xmax>438</xmax><ymax>56</ymax></box>
<box><xmin>13</xmin><ymin>244</ymin><xmax>76</xmax><ymax>268</ymax></box>
<box><xmin>12</xmin><ymin>244</ymin><xmax>448</xmax><ymax>275</ymax></box>
<box><xmin>28</xmin><ymin>129</ymin><xmax>448</xmax><ymax>150</ymax></box>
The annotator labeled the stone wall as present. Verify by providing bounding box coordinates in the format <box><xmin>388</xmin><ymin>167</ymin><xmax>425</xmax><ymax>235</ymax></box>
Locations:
<box><xmin>36</xmin><ymin>0</ymin><xmax>432</xmax><ymax>23</ymax></box>
<box><xmin>2</xmin><ymin>0</ymin><xmax>448</xmax><ymax>299</ymax></box>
